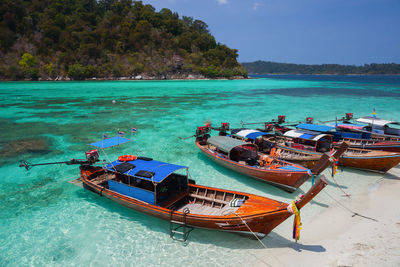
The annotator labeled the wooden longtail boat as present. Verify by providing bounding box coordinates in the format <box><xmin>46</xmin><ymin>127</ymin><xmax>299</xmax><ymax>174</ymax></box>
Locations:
<box><xmin>235</xmin><ymin>119</ymin><xmax>400</xmax><ymax>172</ymax></box>
<box><xmin>80</xmin><ymin>160</ymin><xmax>329</xmax><ymax>239</ymax></box>
<box><xmin>248</xmin><ymin>114</ymin><xmax>400</xmax><ymax>152</ymax></box>
<box><xmin>334</xmin><ymin>115</ymin><xmax>400</xmax><ymax>141</ymax></box>
<box><xmin>267</xmin><ymin>132</ymin><xmax>400</xmax><ymax>173</ymax></box>
<box><xmin>195</xmin><ymin>135</ymin><xmax>348</xmax><ymax>192</ymax></box>
<box><xmin>19</xmin><ymin>134</ymin><xmax>329</xmax><ymax>240</ymax></box>
<box><xmin>318</xmin><ymin>122</ymin><xmax>400</xmax><ymax>152</ymax></box>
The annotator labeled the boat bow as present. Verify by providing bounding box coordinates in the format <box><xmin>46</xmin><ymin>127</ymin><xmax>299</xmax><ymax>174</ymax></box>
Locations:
<box><xmin>296</xmin><ymin>174</ymin><xmax>329</xmax><ymax>210</ymax></box>
<box><xmin>292</xmin><ymin>141</ymin><xmax>349</xmax><ymax>189</ymax></box>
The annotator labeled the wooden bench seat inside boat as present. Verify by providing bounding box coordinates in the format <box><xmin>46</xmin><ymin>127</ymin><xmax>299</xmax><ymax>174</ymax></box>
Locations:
<box><xmin>177</xmin><ymin>202</ymin><xmax>240</xmax><ymax>216</ymax></box>
<box><xmin>172</xmin><ymin>187</ymin><xmax>248</xmax><ymax>216</ymax></box>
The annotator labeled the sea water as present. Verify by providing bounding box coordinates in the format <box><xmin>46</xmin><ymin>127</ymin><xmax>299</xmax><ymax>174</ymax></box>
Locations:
<box><xmin>0</xmin><ymin>75</ymin><xmax>399</xmax><ymax>266</ymax></box>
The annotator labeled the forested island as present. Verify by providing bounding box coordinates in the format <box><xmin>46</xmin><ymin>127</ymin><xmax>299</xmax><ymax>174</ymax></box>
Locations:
<box><xmin>0</xmin><ymin>0</ymin><xmax>247</xmax><ymax>81</ymax></box>
<box><xmin>242</xmin><ymin>61</ymin><xmax>400</xmax><ymax>75</ymax></box>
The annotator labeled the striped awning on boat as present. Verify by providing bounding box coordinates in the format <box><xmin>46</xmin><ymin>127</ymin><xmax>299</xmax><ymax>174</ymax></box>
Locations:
<box><xmin>284</xmin><ymin>129</ymin><xmax>330</xmax><ymax>141</ymax></box>
<box><xmin>206</xmin><ymin>136</ymin><xmax>255</xmax><ymax>154</ymax></box>
<box><xmin>231</xmin><ymin>129</ymin><xmax>269</xmax><ymax>140</ymax></box>
<box><xmin>356</xmin><ymin>116</ymin><xmax>399</xmax><ymax>127</ymax></box>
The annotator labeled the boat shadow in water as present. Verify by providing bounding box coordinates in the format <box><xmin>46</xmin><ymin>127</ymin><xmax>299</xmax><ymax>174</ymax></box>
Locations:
<box><xmin>73</xmin><ymin>186</ymin><xmax>326</xmax><ymax>250</ymax></box>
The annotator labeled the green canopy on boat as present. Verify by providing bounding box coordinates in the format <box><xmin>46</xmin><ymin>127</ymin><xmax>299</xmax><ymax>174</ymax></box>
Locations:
<box><xmin>206</xmin><ymin>136</ymin><xmax>255</xmax><ymax>154</ymax></box>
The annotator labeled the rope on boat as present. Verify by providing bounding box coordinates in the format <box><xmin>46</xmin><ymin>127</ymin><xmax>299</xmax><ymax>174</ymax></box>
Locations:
<box><xmin>101</xmin><ymin>148</ymin><xmax>118</xmax><ymax>172</ymax></box>
<box><xmin>328</xmin><ymin>168</ymin><xmax>351</xmax><ymax>198</ymax></box>
<box><xmin>233</xmin><ymin>212</ymin><xmax>287</xmax><ymax>267</ymax></box>
<box><xmin>233</xmin><ymin>212</ymin><xmax>268</xmax><ymax>249</ymax></box>
<box><xmin>327</xmin><ymin>151</ymin><xmax>351</xmax><ymax>198</ymax></box>
<box><xmin>322</xmin><ymin>190</ymin><xmax>378</xmax><ymax>222</ymax></box>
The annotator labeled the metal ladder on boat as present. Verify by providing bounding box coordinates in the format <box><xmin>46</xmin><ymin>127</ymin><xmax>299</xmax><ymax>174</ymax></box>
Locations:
<box><xmin>169</xmin><ymin>208</ymin><xmax>193</xmax><ymax>242</ymax></box>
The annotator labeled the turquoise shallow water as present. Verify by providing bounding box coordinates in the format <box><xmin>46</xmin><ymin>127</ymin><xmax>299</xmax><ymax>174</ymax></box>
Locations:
<box><xmin>1</xmin><ymin>75</ymin><xmax>400</xmax><ymax>266</ymax></box>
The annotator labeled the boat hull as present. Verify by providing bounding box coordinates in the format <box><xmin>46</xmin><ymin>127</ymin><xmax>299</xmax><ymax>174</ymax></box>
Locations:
<box><xmin>79</xmin><ymin>166</ymin><xmax>327</xmax><ymax>238</ymax></box>
<box><xmin>338</xmin><ymin>153</ymin><xmax>400</xmax><ymax>173</ymax></box>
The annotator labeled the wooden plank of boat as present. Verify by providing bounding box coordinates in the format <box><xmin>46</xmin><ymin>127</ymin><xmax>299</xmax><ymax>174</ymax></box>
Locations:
<box><xmin>80</xmin><ymin>163</ymin><xmax>329</xmax><ymax>239</ymax></box>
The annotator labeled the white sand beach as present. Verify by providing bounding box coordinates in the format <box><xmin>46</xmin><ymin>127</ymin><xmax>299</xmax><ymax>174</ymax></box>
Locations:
<box><xmin>251</xmin><ymin>165</ymin><xmax>400</xmax><ymax>267</ymax></box>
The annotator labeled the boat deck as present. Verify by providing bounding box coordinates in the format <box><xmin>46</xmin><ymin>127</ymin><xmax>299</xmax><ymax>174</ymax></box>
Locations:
<box><xmin>177</xmin><ymin>202</ymin><xmax>240</xmax><ymax>216</ymax></box>
<box><xmin>174</xmin><ymin>186</ymin><xmax>247</xmax><ymax>216</ymax></box>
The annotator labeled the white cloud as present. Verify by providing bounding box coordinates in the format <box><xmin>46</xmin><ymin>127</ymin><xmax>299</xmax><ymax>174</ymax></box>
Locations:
<box><xmin>253</xmin><ymin>2</ymin><xmax>260</xmax><ymax>10</ymax></box>
<box><xmin>217</xmin><ymin>0</ymin><xmax>228</xmax><ymax>5</ymax></box>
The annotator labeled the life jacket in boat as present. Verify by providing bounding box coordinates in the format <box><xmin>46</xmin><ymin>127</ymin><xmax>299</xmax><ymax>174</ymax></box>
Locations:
<box><xmin>118</xmin><ymin>155</ymin><xmax>137</xmax><ymax>161</ymax></box>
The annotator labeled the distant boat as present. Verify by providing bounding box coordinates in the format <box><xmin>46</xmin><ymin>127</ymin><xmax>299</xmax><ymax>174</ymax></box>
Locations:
<box><xmin>195</xmin><ymin>133</ymin><xmax>348</xmax><ymax>192</ymax></box>
<box><xmin>335</xmin><ymin>116</ymin><xmax>400</xmax><ymax>141</ymax></box>
<box><xmin>297</xmin><ymin>123</ymin><xmax>400</xmax><ymax>153</ymax></box>
<box><xmin>270</xmin><ymin>127</ymin><xmax>400</xmax><ymax>173</ymax></box>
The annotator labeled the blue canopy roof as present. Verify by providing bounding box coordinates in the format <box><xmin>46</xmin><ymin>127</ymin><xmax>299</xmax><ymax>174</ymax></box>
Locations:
<box><xmin>105</xmin><ymin>159</ymin><xmax>187</xmax><ymax>183</ymax></box>
<box><xmin>232</xmin><ymin>129</ymin><xmax>269</xmax><ymax>140</ymax></box>
<box><xmin>296</xmin><ymin>124</ymin><xmax>335</xmax><ymax>133</ymax></box>
<box><xmin>89</xmin><ymin>136</ymin><xmax>132</xmax><ymax>149</ymax></box>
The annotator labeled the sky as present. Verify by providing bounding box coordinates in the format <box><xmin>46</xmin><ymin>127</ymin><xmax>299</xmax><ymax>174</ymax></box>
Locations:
<box><xmin>142</xmin><ymin>0</ymin><xmax>400</xmax><ymax>65</ymax></box>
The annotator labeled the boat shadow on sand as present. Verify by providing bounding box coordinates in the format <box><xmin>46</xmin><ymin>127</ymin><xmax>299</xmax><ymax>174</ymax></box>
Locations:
<box><xmin>383</xmin><ymin>171</ymin><xmax>400</xmax><ymax>180</ymax></box>
<box><xmin>73</xmin><ymin>186</ymin><xmax>326</xmax><ymax>252</ymax></box>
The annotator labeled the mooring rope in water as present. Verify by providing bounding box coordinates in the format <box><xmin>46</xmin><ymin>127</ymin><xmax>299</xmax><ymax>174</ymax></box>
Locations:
<box><xmin>322</xmin><ymin>190</ymin><xmax>378</xmax><ymax>222</ymax></box>
<box><xmin>329</xmin><ymin>169</ymin><xmax>351</xmax><ymax>198</ymax></box>
<box><xmin>233</xmin><ymin>212</ymin><xmax>289</xmax><ymax>267</ymax></box>
<box><xmin>234</xmin><ymin>212</ymin><xmax>267</xmax><ymax>249</ymax></box>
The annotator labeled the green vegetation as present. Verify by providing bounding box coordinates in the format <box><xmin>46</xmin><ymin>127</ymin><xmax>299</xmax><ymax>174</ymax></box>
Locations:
<box><xmin>242</xmin><ymin>61</ymin><xmax>400</xmax><ymax>75</ymax></box>
<box><xmin>0</xmin><ymin>0</ymin><xmax>247</xmax><ymax>80</ymax></box>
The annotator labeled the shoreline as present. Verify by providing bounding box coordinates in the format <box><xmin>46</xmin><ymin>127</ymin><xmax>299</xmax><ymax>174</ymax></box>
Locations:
<box><xmin>249</xmin><ymin>73</ymin><xmax>400</xmax><ymax>76</ymax></box>
<box><xmin>3</xmin><ymin>73</ymin><xmax>400</xmax><ymax>82</ymax></box>
<box><xmin>0</xmin><ymin>76</ymin><xmax>248</xmax><ymax>82</ymax></box>
<box><xmin>0</xmin><ymin>73</ymin><xmax>248</xmax><ymax>82</ymax></box>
